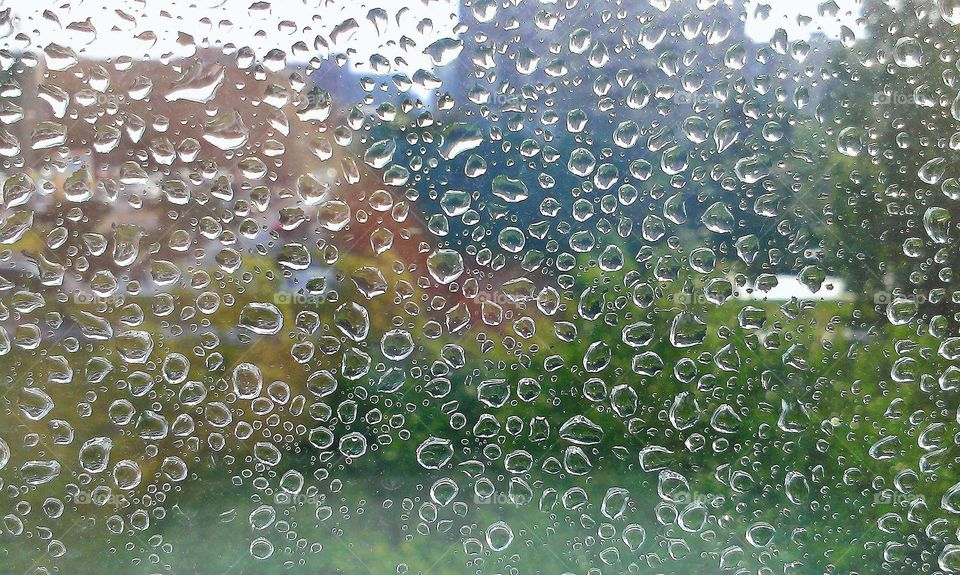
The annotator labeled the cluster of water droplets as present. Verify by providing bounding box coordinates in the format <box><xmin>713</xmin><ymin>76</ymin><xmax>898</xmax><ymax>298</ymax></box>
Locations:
<box><xmin>0</xmin><ymin>0</ymin><xmax>959</xmax><ymax>573</ymax></box>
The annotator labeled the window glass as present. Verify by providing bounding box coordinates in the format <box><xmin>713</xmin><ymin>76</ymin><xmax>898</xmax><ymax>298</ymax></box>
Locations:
<box><xmin>0</xmin><ymin>1</ymin><xmax>958</xmax><ymax>573</ymax></box>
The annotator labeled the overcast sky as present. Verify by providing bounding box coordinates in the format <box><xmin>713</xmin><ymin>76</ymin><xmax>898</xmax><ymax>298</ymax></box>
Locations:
<box><xmin>2</xmin><ymin>0</ymin><xmax>862</xmax><ymax>68</ymax></box>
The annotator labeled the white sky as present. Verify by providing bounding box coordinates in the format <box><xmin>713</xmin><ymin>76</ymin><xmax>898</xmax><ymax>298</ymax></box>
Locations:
<box><xmin>744</xmin><ymin>0</ymin><xmax>865</xmax><ymax>42</ymax></box>
<box><xmin>1</xmin><ymin>0</ymin><xmax>862</xmax><ymax>71</ymax></box>
<box><xmin>1</xmin><ymin>0</ymin><xmax>460</xmax><ymax>74</ymax></box>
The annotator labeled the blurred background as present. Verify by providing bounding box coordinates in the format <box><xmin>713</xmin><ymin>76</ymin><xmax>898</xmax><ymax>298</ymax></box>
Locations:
<box><xmin>0</xmin><ymin>0</ymin><xmax>958</xmax><ymax>574</ymax></box>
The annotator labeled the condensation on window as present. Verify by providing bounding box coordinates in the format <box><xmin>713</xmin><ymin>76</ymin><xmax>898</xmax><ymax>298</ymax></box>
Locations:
<box><xmin>0</xmin><ymin>0</ymin><xmax>958</xmax><ymax>573</ymax></box>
